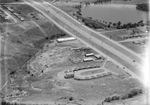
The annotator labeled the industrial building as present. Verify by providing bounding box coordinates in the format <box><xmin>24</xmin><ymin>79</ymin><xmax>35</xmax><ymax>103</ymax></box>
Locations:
<box><xmin>85</xmin><ymin>53</ymin><xmax>94</xmax><ymax>57</ymax></box>
<box><xmin>57</xmin><ymin>37</ymin><xmax>76</xmax><ymax>43</ymax></box>
<box><xmin>83</xmin><ymin>57</ymin><xmax>94</xmax><ymax>62</ymax></box>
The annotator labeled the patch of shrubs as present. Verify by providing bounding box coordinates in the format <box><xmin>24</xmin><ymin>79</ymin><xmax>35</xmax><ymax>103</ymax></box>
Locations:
<box><xmin>104</xmin><ymin>95</ymin><xmax>120</xmax><ymax>102</ymax></box>
<box><xmin>136</xmin><ymin>3</ymin><xmax>149</xmax><ymax>12</ymax></box>
<box><xmin>33</xmin><ymin>33</ymin><xmax>67</xmax><ymax>49</ymax></box>
<box><xmin>1</xmin><ymin>100</ymin><xmax>25</xmax><ymax>105</ymax></box>
<box><xmin>121</xmin><ymin>88</ymin><xmax>143</xmax><ymax>100</ymax></box>
<box><xmin>104</xmin><ymin>88</ymin><xmax>143</xmax><ymax>102</ymax></box>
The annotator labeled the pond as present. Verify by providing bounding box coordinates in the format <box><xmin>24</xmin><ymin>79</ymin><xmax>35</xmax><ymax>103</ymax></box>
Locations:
<box><xmin>81</xmin><ymin>4</ymin><xmax>148</xmax><ymax>25</ymax></box>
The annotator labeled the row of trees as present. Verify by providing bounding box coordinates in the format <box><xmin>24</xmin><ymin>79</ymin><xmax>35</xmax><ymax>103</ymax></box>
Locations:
<box><xmin>0</xmin><ymin>0</ymin><xmax>20</xmax><ymax>3</ymax></box>
<box><xmin>94</xmin><ymin>0</ymin><xmax>111</xmax><ymax>4</ymax></box>
<box><xmin>1</xmin><ymin>100</ymin><xmax>25</xmax><ymax>105</ymax></box>
<box><xmin>74</xmin><ymin>4</ymin><xmax>145</xmax><ymax>30</ymax></box>
<box><xmin>33</xmin><ymin>33</ymin><xmax>67</xmax><ymax>49</ymax></box>
<box><xmin>1</xmin><ymin>100</ymin><xmax>51</xmax><ymax>105</ymax></box>
<box><xmin>136</xmin><ymin>3</ymin><xmax>149</xmax><ymax>12</ymax></box>
<box><xmin>76</xmin><ymin>13</ymin><xmax>145</xmax><ymax>30</ymax></box>
<box><xmin>106</xmin><ymin>20</ymin><xmax>145</xmax><ymax>29</ymax></box>
<box><xmin>104</xmin><ymin>88</ymin><xmax>143</xmax><ymax>103</ymax></box>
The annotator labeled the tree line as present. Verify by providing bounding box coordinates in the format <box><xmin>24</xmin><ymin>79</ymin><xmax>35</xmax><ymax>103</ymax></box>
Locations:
<box><xmin>103</xmin><ymin>88</ymin><xmax>143</xmax><ymax>103</ymax></box>
<box><xmin>94</xmin><ymin>0</ymin><xmax>111</xmax><ymax>4</ymax></box>
<box><xmin>136</xmin><ymin>3</ymin><xmax>149</xmax><ymax>12</ymax></box>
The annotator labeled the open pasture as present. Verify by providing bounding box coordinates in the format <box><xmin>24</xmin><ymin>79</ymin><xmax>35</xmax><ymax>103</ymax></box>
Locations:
<box><xmin>103</xmin><ymin>29</ymin><xmax>129</xmax><ymax>41</ymax></box>
<box><xmin>120</xmin><ymin>40</ymin><xmax>147</xmax><ymax>54</ymax></box>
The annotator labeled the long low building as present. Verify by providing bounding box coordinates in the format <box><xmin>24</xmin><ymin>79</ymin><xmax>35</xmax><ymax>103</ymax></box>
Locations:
<box><xmin>74</xmin><ymin>68</ymin><xmax>112</xmax><ymax>80</ymax></box>
<box><xmin>57</xmin><ymin>37</ymin><xmax>76</xmax><ymax>42</ymax></box>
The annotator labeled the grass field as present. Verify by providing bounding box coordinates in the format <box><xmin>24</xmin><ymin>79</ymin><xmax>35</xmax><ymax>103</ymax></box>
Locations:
<box><xmin>5</xmin><ymin>58</ymin><xmax>19</xmax><ymax>71</ymax></box>
<box><xmin>0</xmin><ymin>25</ymin><xmax>5</xmax><ymax>33</ymax></box>
<box><xmin>31</xmin><ymin>79</ymin><xmax>54</xmax><ymax>90</ymax></box>
<box><xmin>0</xmin><ymin>15</ymin><xmax>6</xmax><ymax>23</ymax></box>
<box><xmin>120</xmin><ymin>41</ymin><xmax>147</xmax><ymax>54</ymax></box>
<box><xmin>7</xmin><ymin>23</ymin><xmax>26</xmax><ymax>35</ymax></box>
<box><xmin>7</xmin><ymin>33</ymin><xmax>24</xmax><ymax>44</ymax></box>
<box><xmin>103</xmin><ymin>29</ymin><xmax>129</xmax><ymax>41</ymax></box>
<box><xmin>40</xmin><ymin>21</ymin><xmax>65</xmax><ymax>36</ymax></box>
<box><xmin>20</xmin><ymin>27</ymin><xmax>46</xmax><ymax>44</ymax></box>
<box><xmin>18</xmin><ymin>21</ymin><xmax>37</xmax><ymax>30</ymax></box>
<box><xmin>56</xmin><ymin>4</ymin><xmax>79</xmax><ymax>14</ymax></box>
<box><xmin>11</xmin><ymin>4</ymin><xmax>40</xmax><ymax>15</ymax></box>
<box><xmin>105</xmin><ymin>61</ymin><xmax>131</xmax><ymax>78</ymax></box>
<box><xmin>67</xmin><ymin>76</ymin><xmax>143</xmax><ymax>105</ymax></box>
<box><xmin>81</xmin><ymin>69</ymin><xmax>105</xmax><ymax>75</ymax></box>
<box><xmin>0</xmin><ymin>18</ymin><xmax>66</xmax><ymax>85</ymax></box>
<box><xmin>24</xmin><ymin>27</ymin><xmax>46</xmax><ymax>38</ymax></box>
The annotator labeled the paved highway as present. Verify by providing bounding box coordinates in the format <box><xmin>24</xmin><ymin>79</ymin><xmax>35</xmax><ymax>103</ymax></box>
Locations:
<box><xmin>25</xmin><ymin>1</ymin><xmax>144</xmax><ymax>82</ymax></box>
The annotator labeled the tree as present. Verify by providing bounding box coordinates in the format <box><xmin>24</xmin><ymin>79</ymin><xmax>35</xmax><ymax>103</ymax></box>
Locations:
<box><xmin>136</xmin><ymin>3</ymin><xmax>149</xmax><ymax>12</ymax></box>
<box><xmin>113</xmin><ymin>23</ymin><xmax>116</xmax><ymax>27</ymax></box>
<box><xmin>117</xmin><ymin>21</ymin><xmax>121</xmax><ymax>27</ymax></box>
<box><xmin>109</xmin><ymin>22</ymin><xmax>112</xmax><ymax>25</ymax></box>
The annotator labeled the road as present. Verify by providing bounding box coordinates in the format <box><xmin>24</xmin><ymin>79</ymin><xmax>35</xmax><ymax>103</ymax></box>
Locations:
<box><xmin>0</xmin><ymin>5</ymin><xmax>18</xmax><ymax>23</ymax></box>
<box><xmin>25</xmin><ymin>0</ymin><xmax>144</xmax><ymax>82</ymax></box>
<box><xmin>0</xmin><ymin>35</ymin><xmax>8</xmax><ymax>99</ymax></box>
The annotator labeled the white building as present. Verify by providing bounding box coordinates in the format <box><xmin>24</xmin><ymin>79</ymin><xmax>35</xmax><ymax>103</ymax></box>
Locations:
<box><xmin>85</xmin><ymin>53</ymin><xmax>94</xmax><ymax>57</ymax></box>
<box><xmin>83</xmin><ymin>57</ymin><xmax>94</xmax><ymax>62</ymax></box>
<box><xmin>57</xmin><ymin>37</ymin><xmax>76</xmax><ymax>43</ymax></box>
